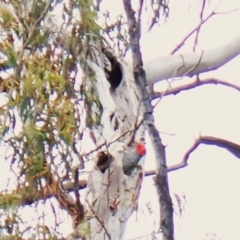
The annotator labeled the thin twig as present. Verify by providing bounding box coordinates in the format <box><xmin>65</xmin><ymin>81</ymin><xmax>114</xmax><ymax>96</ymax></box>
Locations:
<box><xmin>171</xmin><ymin>0</ymin><xmax>223</xmax><ymax>54</ymax></box>
<box><xmin>85</xmin><ymin>199</ymin><xmax>111</xmax><ymax>240</ymax></box>
<box><xmin>193</xmin><ymin>0</ymin><xmax>206</xmax><ymax>51</ymax></box>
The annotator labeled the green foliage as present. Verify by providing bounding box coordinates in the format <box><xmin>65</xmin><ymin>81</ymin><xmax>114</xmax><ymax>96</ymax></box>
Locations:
<box><xmin>0</xmin><ymin>193</ymin><xmax>21</xmax><ymax>210</ymax></box>
<box><xmin>0</xmin><ymin>0</ymin><xmax>102</xmax><ymax>237</ymax></box>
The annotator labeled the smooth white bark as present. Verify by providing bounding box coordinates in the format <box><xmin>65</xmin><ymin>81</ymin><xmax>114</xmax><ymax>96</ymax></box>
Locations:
<box><xmin>80</xmin><ymin>60</ymin><xmax>146</xmax><ymax>240</ymax></box>
<box><xmin>145</xmin><ymin>32</ymin><xmax>240</xmax><ymax>85</ymax></box>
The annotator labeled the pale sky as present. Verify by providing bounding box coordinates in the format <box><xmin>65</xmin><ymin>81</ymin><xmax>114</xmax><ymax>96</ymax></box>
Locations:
<box><xmin>1</xmin><ymin>0</ymin><xmax>240</xmax><ymax>239</ymax></box>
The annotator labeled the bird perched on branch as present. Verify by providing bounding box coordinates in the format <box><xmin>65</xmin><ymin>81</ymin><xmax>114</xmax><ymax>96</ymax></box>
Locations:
<box><xmin>122</xmin><ymin>142</ymin><xmax>146</xmax><ymax>175</ymax></box>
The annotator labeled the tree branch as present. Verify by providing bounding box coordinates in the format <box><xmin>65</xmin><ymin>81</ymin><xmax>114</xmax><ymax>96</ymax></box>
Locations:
<box><xmin>0</xmin><ymin>179</ymin><xmax>87</xmax><ymax>206</ymax></box>
<box><xmin>0</xmin><ymin>167</ymin><xmax>184</xmax><ymax>211</ymax></box>
<box><xmin>171</xmin><ymin>0</ymin><xmax>222</xmax><ymax>54</ymax></box>
<box><xmin>152</xmin><ymin>77</ymin><xmax>240</xmax><ymax>99</ymax></box>
<box><xmin>145</xmin><ymin>32</ymin><xmax>240</xmax><ymax>86</ymax></box>
<box><xmin>183</xmin><ymin>135</ymin><xmax>240</xmax><ymax>163</ymax></box>
<box><xmin>6</xmin><ymin>134</ymin><xmax>240</xmax><ymax>208</ymax></box>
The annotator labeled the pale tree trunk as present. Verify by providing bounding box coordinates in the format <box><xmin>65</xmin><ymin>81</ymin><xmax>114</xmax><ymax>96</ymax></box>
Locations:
<box><xmin>69</xmin><ymin>54</ymin><xmax>146</xmax><ymax>239</ymax></box>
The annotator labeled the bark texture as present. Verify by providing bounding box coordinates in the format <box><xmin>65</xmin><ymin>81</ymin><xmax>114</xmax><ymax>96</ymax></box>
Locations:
<box><xmin>71</xmin><ymin>55</ymin><xmax>146</xmax><ymax>240</ymax></box>
<box><xmin>122</xmin><ymin>1</ymin><xmax>174</xmax><ymax>239</ymax></box>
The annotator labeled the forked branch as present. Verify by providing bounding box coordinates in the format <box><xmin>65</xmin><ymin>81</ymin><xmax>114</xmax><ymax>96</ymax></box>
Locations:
<box><xmin>183</xmin><ymin>135</ymin><xmax>240</xmax><ymax>162</ymax></box>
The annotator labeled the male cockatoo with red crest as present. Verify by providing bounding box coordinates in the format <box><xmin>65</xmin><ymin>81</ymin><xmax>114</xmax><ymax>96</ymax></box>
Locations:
<box><xmin>122</xmin><ymin>142</ymin><xmax>146</xmax><ymax>175</ymax></box>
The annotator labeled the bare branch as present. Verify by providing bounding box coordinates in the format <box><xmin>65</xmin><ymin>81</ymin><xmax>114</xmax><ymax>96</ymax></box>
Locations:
<box><xmin>163</xmin><ymin>135</ymin><xmax>240</xmax><ymax>174</ymax></box>
<box><xmin>171</xmin><ymin>3</ymin><xmax>220</xmax><ymax>54</ymax></box>
<box><xmin>171</xmin><ymin>0</ymin><xmax>240</xmax><ymax>54</ymax></box>
<box><xmin>152</xmin><ymin>78</ymin><xmax>240</xmax><ymax>99</ymax></box>
<box><xmin>193</xmin><ymin>0</ymin><xmax>207</xmax><ymax>52</ymax></box>
<box><xmin>0</xmin><ymin>179</ymin><xmax>87</xmax><ymax>206</ymax></box>
<box><xmin>145</xmin><ymin>32</ymin><xmax>240</xmax><ymax>86</ymax></box>
<box><xmin>0</xmin><ymin>167</ymin><xmax>187</xmax><ymax>211</ymax></box>
<box><xmin>183</xmin><ymin>135</ymin><xmax>240</xmax><ymax>163</ymax></box>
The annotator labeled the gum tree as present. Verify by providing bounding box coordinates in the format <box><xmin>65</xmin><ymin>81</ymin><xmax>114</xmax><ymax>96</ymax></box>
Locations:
<box><xmin>0</xmin><ymin>0</ymin><xmax>239</xmax><ymax>240</ymax></box>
